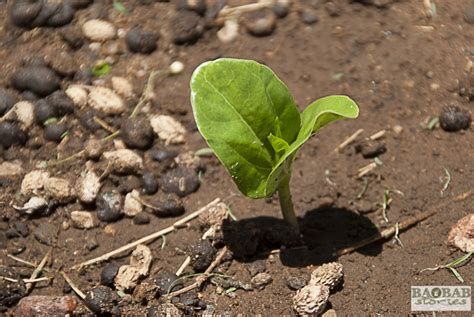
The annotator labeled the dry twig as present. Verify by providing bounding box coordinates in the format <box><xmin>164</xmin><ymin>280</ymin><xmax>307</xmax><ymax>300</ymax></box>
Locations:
<box><xmin>334</xmin><ymin>128</ymin><xmax>364</xmax><ymax>152</ymax></box>
<box><xmin>26</xmin><ymin>251</ymin><xmax>51</xmax><ymax>293</ymax></box>
<box><xmin>60</xmin><ymin>271</ymin><xmax>86</xmax><ymax>300</ymax></box>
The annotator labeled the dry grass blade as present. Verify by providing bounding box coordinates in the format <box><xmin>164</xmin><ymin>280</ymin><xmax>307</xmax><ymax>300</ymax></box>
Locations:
<box><xmin>60</xmin><ymin>271</ymin><xmax>86</xmax><ymax>299</ymax></box>
<box><xmin>26</xmin><ymin>250</ymin><xmax>51</xmax><ymax>293</ymax></box>
<box><xmin>335</xmin><ymin>128</ymin><xmax>364</xmax><ymax>152</ymax></box>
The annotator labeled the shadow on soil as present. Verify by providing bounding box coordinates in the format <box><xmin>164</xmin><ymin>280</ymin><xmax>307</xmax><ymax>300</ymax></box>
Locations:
<box><xmin>222</xmin><ymin>206</ymin><xmax>382</xmax><ymax>267</ymax></box>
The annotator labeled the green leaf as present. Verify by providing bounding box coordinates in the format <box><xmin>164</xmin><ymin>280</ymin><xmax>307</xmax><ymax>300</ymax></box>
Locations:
<box><xmin>92</xmin><ymin>62</ymin><xmax>111</xmax><ymax>77</ymax></box>
<box><xmin>113</xmin><ymin>0</ymin><xmax>129</xmax><ymax>14</ymax></box>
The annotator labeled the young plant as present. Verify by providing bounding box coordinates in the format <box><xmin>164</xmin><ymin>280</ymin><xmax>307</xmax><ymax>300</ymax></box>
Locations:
<box><xmin>190</xmin><ymin>58</ymin><xmax>359</xmax><ymax>231</ymax></box>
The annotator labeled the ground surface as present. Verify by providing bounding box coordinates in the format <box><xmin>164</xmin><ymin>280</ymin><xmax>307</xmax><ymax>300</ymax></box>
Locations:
<box><xmin>0</xmin><ymin>0</ymin><xmax>473</xmax><ymax>316</ymax></box>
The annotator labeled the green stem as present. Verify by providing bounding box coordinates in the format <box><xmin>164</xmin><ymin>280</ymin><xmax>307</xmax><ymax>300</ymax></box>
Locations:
<box><xmin>277</xmin><ymin>174</ymin><xmax>299</xmax><ymax>232</ymax></box>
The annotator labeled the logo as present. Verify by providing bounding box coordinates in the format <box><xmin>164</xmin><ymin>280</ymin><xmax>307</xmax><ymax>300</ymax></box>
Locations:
<box><xmin>411</xmin><ymin>286</ymin><xmax>471</xmax><ymax>311</ymax></box>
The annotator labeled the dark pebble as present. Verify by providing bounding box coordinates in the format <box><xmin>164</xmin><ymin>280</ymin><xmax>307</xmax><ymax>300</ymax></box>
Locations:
<box><xmin>117</xmin><ymin>175</ymin><xmax>141</xmax><ymax>194</ymax></box>
<box><xmin>10</xmin><ymin>3</ymin><xmax>42</xmax><ymax>28</ymax></box>
<box><xmin>355</xmin><ymin>141</ymin><xmax>386</xmax><ymax>159</ymax></box>
<box><xmin>179</xmin><ymin>291</ymin><xmax>199</xmax><ymax>306</ymax></box>
<box><xmin>121</xmin><ymin>117</ymin><xmax>154</xmax><ymax>150</ymax></box>
<box><xmin>286</xmin><ymin>275</ymin><xmax>307</xmax><ymax>290</ymax></box>
<box><xmin>84</xmin><ymin>286</ymin><xmax>119</xmax><ymax>315</ymax></box>
<box><xmin>464</xmin><ymin>5</ymin><xmax>474</xmax><ymax>24</ymax></box>
<box><xmin>439</xmin><ymin>105</ymin><xmax>471</xmax><ymax>132</ymax></box>
<box><xmin>325</xmin><ymin>1</ymin><xmax>341</xmax><ymax>17</ymax></box>
<box><xmin>133</xmin><ymin>212</ymin><xmax>151</xmax><ymax>225</ymax></box>
<box><xmin>33</xmin><ymin>223</ymin><xmax>56</xmax><ymax>246</ymax></box>
<box><xmin>46</xmin><ymin>91</ymin><xmax>75</xmax><ymax>116</ymax></box>
<box><xmin>188</xmin><ymin>239</ymin><xmax>216</xmax><ymax>272</ymax></box>
<box><xmin>70</xmin><ymin>0</ymin><xmax>94</xmax><ymax>9</ymax></box>
<box><xmin>149</xmin><ymin>197</ymin><xmax>185</xmax><ymax>217</ymax></box>
<box><xmin>60</xmin><ymin>27</ymin><xmax>84</xmax><ymax>50</ymax></box>
<box><xmin>0</xmin><ymin>232</ymin><xmax>7</xmax><ymax>250</ymax></box>
<box><xmin>0</xmin><ymin>88</ymin><xmax>16</xmax><ymax>117</ymax></box>
<box><xmin>44</xmin><ymin>123</ymin><xmax>68</xmax><ymax>142</ymax></box>
<box><xmin>300</xmin><ymin>9</ymin><xmax>319</xmax><ymax>24</ymax></box>
<box><xmin>149</xmin><ymin>149</ymin><xmax>178</xmax><ymax>162</ymax></box>
<box><xmin>272</xmin><ymin>3</ymin><xmax>290</xmax><ymax>18</ymax></box>
<box><xmin>76</xmin><ymin>109</ymin><xmax>101</xmax><ymax>132</ymax></box>
<box><xmin>0</xmin><ymin>266</ymin><xmax>26</xmax><ymax>309</ymax></box>
<box><xmin>160</xmin><ymin>167</ymin><xmax>200</xmax><ymax>197</ymax></box>
<box><xmin>5</xmin><ymin>228</ymin><xmax>20</xmax><ymax>239</ymax></box>
<box><xmin>85</xmin><ymin>235</ymin><xmax>99</xmax><ymax>251</ymax></box>
<box><xmin>177</xmin><ymin>0</ymin><xmax>207</xmax><ymax>16</ymax></box>
<box><xmin>11</xmin><ymin>66</ymin><xmax>60</xmax><ymax>97</ymax></box>
<box><xmin>100</xmin><ymin>263</ymin><xmax>120</xmax><ymax>286</ymax></box>
<box><xmin>46</xmin><ymin>3</ymin><xmax>74</xmax><ymax>27</ymax></box>
<box><xmin>0</xmin><ymin>121</ymin><xmax>27</xmax><ymax>148</ymax></box>
<box><xmin>126</xmin><ymin>26</ymin><xmax>158</xmax><ymax>54</ymax></box>
<box><xmin>243</xmin><ymin>9</ymin><xmax>277</xmax><ymax>37</ymax></box>
<box><xmin>35</xmin><ymin>100</ymin><xmax>57</xmax><ymax>124</ymax></box>
<box><xmin>21</xmin><ymin>91</ymin><xmax>39</xmax><ymax>101</ymax></box>
<box><xmin>141</xmin><ymin>171</ymin><xmax>159</xmax><ymax>195</ymax></box>
<box><xmin>171</xmin><ymin>11</ymin><xmax>204</xmax><ymax>45</ymax></box>
<box><xmin>153</xmin><ymin>270</ymin><xmax>183</xmax><ymax>295</ymax></box>
<box><xmin>97</xmin><ymin>192</ymin><xmax>123</xmax><ymax>222</ymax></box>
<box><xmin>246</xmin><ymin>259</ymin><xmax>266</xmax><ymax>277</ymax></box>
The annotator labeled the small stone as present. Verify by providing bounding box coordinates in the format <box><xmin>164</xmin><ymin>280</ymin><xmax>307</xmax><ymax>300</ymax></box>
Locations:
<box><xmin>171</xmin><ymin>11</ymin><xmax>204</xmax><ymax>45</ymax></box>
<box><xmin>300</xmin><ymin>9</ymin><xmax>319</xmax><ymax>24</ymax></box>
<box><xmin>76</xmin><ymin>171</ymin><xmax>101</xmax><ymax>204</ymax></box>
<box><xmin>13</xmin><ymin>196</ymin><xmax>48</xmax><ymax>216</ymax></box>
<box><xmin>188</xmin><ymin>239</ymin><xmax>217</xmax><ymax>272</ymax></box>
<box><xmin>174</xmin><ymin>151</ymin><xmax>202</xmax><ymax>171</ymax></box>
<box><xmin>103</xmin><ymin>149</ymin><xmax>144</xmax><ymax>174</ymax></box>
<box><xmin>148</xmin><ymin>303</ymin><xmax>183</xmax><ymax>317</ymax></box>
<box><xmin>46</xmin><ymin>90</ymin><xmax>75</xmax><ymax>116</ymax></box>
<box><xmin>82</xmin><ymin>19</ymin><xmax>116</xmax><ymax>42</ymax></box>
<box><xmin>392</xmin><ymin>125</ymin><xmax>403</xmax><ymax>134</ymax></box>
<box><xmin>246</xmin><ymin>259</ymin><xmax>267</xmax><ymax>277</ymax></box>
<box><xmin>88</xmin><ymin>86</ymin><xmax>125</xmax><ymax>114</ymax></box>
<box><xmin>464</xmin><ymin>5</ymin><xmax>474</xmax><ymax>24</ymax></box>
<box><xmin>10</xmin><ymin>3</ymin><xmax>42</xmax><ymax>28</ymax></box>
<box><xmin>44</xmin><ymin>123</ymin><xmax>68</xmax><ymax>142</ymax></box>
<box><xmin>447</xmin><ymin>214</ymin><xmax>473</xmax><ymax>253</ymax></box>
<box><xmin>286</xmin><ymin>276</ymin><xmax>307</xmax><ymax>290</ymax></box>
<box><xmin>272</xmin><ymin>0</ymin><xmax>290</xmax><ymax>18</ymax></box>
<box><xmin>85</xmin><ymin>235</ymin><xmax>99</xmax><ymax>251</ymax></box>
<box><xmin>84</xmin><ymin>286</ymin><xmax>119</xmax><ymax>315</ymax></box>
<box><xmin>293</xmin><ymin>284</ymin><xmax>330</xmax><ymax>317</ymax></box>
<box><xmin>13</xmin><ymin>222</ymin><xmax>29</xmax><ymax>237</ymax></box>
<box><xmin>15</xmin><ymin>296</ymin><xmax>77</xmax><ymax>316</ymax></box>
<box><xmin>310</xmin><ymin>262</ymin><xmax>344</xmax><ymax>290</ymax></box>
<box><xmin>355</xmin><ymin>141</ymin><xmax>387</xmax><ymax>159</ymax></box>
<box><xmin>150</xmin><ymin>115</ymin><xmax>186</xmax><ymax>144</ymax></box>
<box><xmin>118</xmin><ymin>175</ymin><xmax>141</xmax><ymax>194</ymax></box>
<box><xmin>34</xmin><ymin>223</ymin><xmax>56</xmax><ymax>246</ymax></box>
<box><xmin>325</xmin><ymin>1</ymin><xmax>341</xmax><ymax>17</ymax></box>
<box><xmin>149</xmin><ymin>197</ymin><xmax>185</xmax><ymax>217</ymax></box>
<box><xmin>133</xmin><ymin>212</ymin><xmax>150</xmax><ymax>225</ymax></box>
<box><xmin>111</xmin><ymin>77</ymin><xmax>134</xmax><ymax>98</ymax></box>
<box><xmin>60</xmin><ymin>26</ymin><xmax>84</xmax><ymax>49</ymax></box>
<box><xmin>149</xmin><ymin>149</ymin><xmax>178</xmax><ymax>162</ymax></box>
<box><xmin>8</xmin><ymin>101</ymin><xmax>35</xmax><ymax>129</ymax></box>
<box><xmin>34</xmin><ymin>100</ymin><xmax>56</xmax><ymax>124</ymax></box>
<box><xmin>130</xmin><ymin>244</ymin><xmax>153</xmax><ymax>276</ymax></box>
<box><xmin>97</xmin><ymin>191</ymin><xmax>123</xmax><ymax>223</ymax></box>
<box><xmin>177</xmin><ymin>0</ymin><xmax>207</xmax><ymax>15</ymax></box>
<box><xmin>0</xmin><ymin>121</ymin><xmax>27</xmax><ymax>148</ymax></box>
<box><xmin>20</xmin><ymin>170</ymin><xmax>50</xmax><ymax>196</ymax></box>
<box><xmin>121</xmin><ymin>117</ymin><xmax>154</xmax><ymax>150</ymax></box>
<box><xmin>44</xmin><ymin>177</ymin><xmax>74</xmax><ymax>203</ymax></box>
<box><xmin>243</xmin><ymin>9</ymin><xmax>276</xmax><ymax>37</ymax></box>
<box><xmin>217</xmin><ymin>19</ymin><xmax>239</xmax><ymax>44</ymax></box>
<box><xmin>141</xmin><ymin>171</ymin><xmax>159</xmax><ymax>195</ymax></box>
<box><xmin>114</xmin><ymin>265</ymin><xmax>141</xmax><ymax>292</ymax></box>
<box><xmin>84</xmin><ymin>138</ymin><xmax>104</xmax><ymax>160</ymax></box>
<box><xmin>124</xmin><ymin>190</ymin><xmax>143</xmax><ymax>217</ymax></box>
<box><xmin>169</xmin><ymin>61</ymin><xmax>184</xmax><ymax>75</ymax></box>
<box><xmin>132</xmin><ymin>282</ymin><xmax>158</xmax><ymax>304</ymax></box>
<box><xmin>100</xmin><ymin>263</ymin><xmax>120</xmax><ymax>286</ymax></box>
<box><xmin>0</xmin><ymin>266</ymin><xmax>26</xmax><ymax>309</ymax></box>
<box><xmin>251</xmin><ymin>272</ymin><xmax>273</xmax><ymax>290</ymax></box>
<box><xmin>11</xmin><ymin>66</ymin><xmax>60</xmax><ymax>97</ymax></box>
<box><xmin>70</xmin><ymin>211</ymin><xmax>98</xmax><ymax>229</ymax></box>
<box><xmin>0</xmin><ymin>88</ymin><xmax>16</xmax><ymax>116</ymax></box>
<box><xmin>65</xmin><ymin>85</ymin><xmax>88</xmax><ymax>108</ymax></box>
<box><xmin>0</xmin><ymin>162</ymin><xmax>24</xmax><ymax>180</ymax></box>
<box><xmin>179</xmin><ymin>290</ymin><xmax>199</xmax><ymax>306</ymax></box>
<box><xmin>153</xmin><ymin>270</ymin><xmax>183</xmax><ymax>295</ymax></box>
<box><xmin>160</xmin><ymin>167</ymin><xmax>200</xmax><ymax>197</ymax></box>
<box><xmin>126</xmin><ymin>26</ymin><xmax>158</xmax><ymax>54</ymax></box>
<box><xmin>439</xmin><ymin>105</ymin><xmax>471</xmax><ymax>132</ymax></box>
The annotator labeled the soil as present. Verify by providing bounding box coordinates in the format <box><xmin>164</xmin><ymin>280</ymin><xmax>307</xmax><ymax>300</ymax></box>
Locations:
<box><xmin>0</xmin><ymin>0</ymin><xmax>473</xmax><ymax>316</ymax></box>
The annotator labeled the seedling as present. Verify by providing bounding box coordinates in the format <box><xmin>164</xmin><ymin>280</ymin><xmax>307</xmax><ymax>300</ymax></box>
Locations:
<box><xmin>420</xmin><ymin>252</ymin><xmax>473</xmax><ymax>283</ymax></box>
<box><xmin>190</xmin><ymin>58</ymin><xmax>359</xmax><ymax>231</ymax></box>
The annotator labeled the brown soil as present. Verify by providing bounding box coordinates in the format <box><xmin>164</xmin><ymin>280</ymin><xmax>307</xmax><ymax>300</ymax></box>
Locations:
<box><xmin>0</xmin><ymin>0</ymin><xmax>473</xmax><ymax>316</ymax></box>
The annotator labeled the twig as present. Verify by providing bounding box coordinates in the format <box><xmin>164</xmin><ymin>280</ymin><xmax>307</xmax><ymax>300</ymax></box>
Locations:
<box><xmin>71</xmin><ymin>198</ymin><xmax>221</xmax><ymax>269</ymax></box>
<box><xmin>356</xmin><ymin>178</ymin><xmax>369</xmax><ymax>199</ymax></box>
<box><xmin>357</xmin><ymin>162</ymin><xmax>377</xmax><ymax>178</ymax></box>
<box><xmin>93</xmin><ymin>116</ymin><xmax>117</xmax><ymax>134</ymax></box>
<box><xmin>26</xmin><ymin>251</ymin><xmax>50</xmax><ymax>293</ymax></box>
<box><xmin>334</xmin><ymin>128</ymin><xmax>364</xmax><ymax>152</ymax></box>
<box><xmin>1</xmin><ymin>276</ymin><xmax>52</xmax><ymax>283</ymax></box>
<box><xmin>368</xmin><ymin>129</ymin><xmax>386</xmax><ymax>141</ymax></box>
<box><xmin>7</xmin><ymin>254</ymin><xmax>36</xmax><ymax>268</ymax></box>
<box><xmin>176</xmin><ymin>256</ymin><xmax>191</xmax><ymax>276</ymax></box>
<box><xmin>130</xmin><ymin>70</ymin><xmax>162</xmax><ymax>118</ymax></box>
<box><xmin>217</xmin><ymin>0</ymin><xmax>274</xmax><ymax>22</ymax></box>
<box><xmin>60</xmin><ymin>271</ymin><xmax>86</xmax><ymax>299</ymax></box>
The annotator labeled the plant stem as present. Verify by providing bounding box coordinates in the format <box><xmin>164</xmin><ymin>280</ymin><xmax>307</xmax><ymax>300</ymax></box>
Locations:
<box><xmin>277</xmin><ymin>174</ymin><xmax>299</xmax><ymax>232</ymax></box>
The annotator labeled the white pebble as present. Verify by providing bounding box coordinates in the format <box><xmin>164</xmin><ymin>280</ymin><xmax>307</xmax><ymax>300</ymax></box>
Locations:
<box><xmin>114</xmin><ymin>265</ymin><xmax>141</xmax><ymax>292</ymax></box>
<box><xmin>70</xmin><ymin>211</ymin><xmax>98</xmax><ymax>229</ymax></box>
<box><xmin>88</xmin><ymin>86</ymin><xmax>125</xmax><ymax>114</ymax></box>
<box><xmin>12</xmin><ymin>101</ymin><xmax>35</xmax><ymax>128</ymax></box>
<box><xmin>82</xmin><ymin>19</ymin><xmax>116</xmax><ymax>42</ymax></box>
<box><xmin>0</xmin><ymin>161</ymin><xmax>24</xmax><ymax>179</ymax></box>
<box><xmin>123</xmin><ymin>190</ymin><xmax>143</xmax><ymax>217</ymax></box>
<box><xmin>44</xmin><ymin>177</ymin><xmax>75</xmax><ymax>202</ymax></box>
<box><xmin>103</xmin><ymin>149</ymin><xmax>144</xmax><ymax>174</ymax></box>
<box><xmin>76</xmin><ymin>171</ymin><xmax>101</xmax><ymax>204</ymax></box>
<box><xmin>130</xmin><ymin>244</ymin><xmax>152</xmax><ymax>276</ymax></box>
<box><xmin>21</xmin><ymin>170</ymin><xmax>50</xmax><ymax>196</ymax></box>
<box><xmin>112</xmin><ymin>77</ymin><xmax>134</xmax><ymax>98</ymax></box>
<box><xmin>169</xmin><ymin>61</ymin><xmax>184</xmax><ymax>75</ymax></box>
<box><xmin>13</xmin><ymin>197</ymin><xmax>48</xmax><ymax>215</ymax></box>
<box><xmin>150</xmin><ymin>115</ymin><xmax>186</xmax><ymax>145</ymax></box>
<box><xmin>66</xmin><ymin>85</ymin><xmax>88</xmax><ymax>108</ymax></box>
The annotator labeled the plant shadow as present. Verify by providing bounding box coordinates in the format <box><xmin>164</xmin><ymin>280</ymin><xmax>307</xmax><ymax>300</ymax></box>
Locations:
<box><xmin>222</xmin><ymin>205</ymin><xmax>382</xmax><ymax>267</ymax></box>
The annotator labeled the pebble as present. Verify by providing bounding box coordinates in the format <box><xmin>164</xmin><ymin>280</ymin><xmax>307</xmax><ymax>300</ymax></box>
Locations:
<box><xmin>0</xmin><ymin>121</ymin><xmax>27</xmax><ymax>148</ymax></box>
<box><xmin>325</xmin><ymin>1</ymin><xmax>341</xmax><ymax>16</ymax></box>
<box><xmin>179</xmin><ymin>291</ymin><xmax>200</xmax><ymax>307</ymax></box>
<box><xmin>10</xmin><ymin>101</ymin><xmax>35</xmax><ymax>129</ymax></box>
<box><xmin>286</xmin><ymin>275</ymin><xmax>307</xmax><ymax>290</ymax></box>
<box><xmin>34</xmin><ymin>100</ymin><xmax>56</xmax><ymax>124</ymax></box>
<box><xmin>133</xmin><ymin>212</ymin><xmax>150</xmax><ymax>225</ymax></box>
<box><xmin>103</xmin><ymin>149</ymin><xmax>144</xmax><ymax>174</ymax></box>
<box><xmin>188</xmin><ymin>239</ymin><xmax>217</xmax><ymax>272</ymax></box>
<box><xmin>272</xmin><ymin>0</ymin><xmax>290</xmax><ymax>18</ymax></box>
<box><xmin>84</xmin><ymin>138</ymin><xmax>104</xmax><ymax>160</ymax></box>
<box><xmin>153</xmin><ymin>270</ymin><xmax>183</xmax><ymax>295</ymax></box>
<box><xmin>0</xmin><ymin>266</ymin><xmax>26</xmax><ymax>309</ymax></box>
<box><xmin>70</xmin><ymin>0</ymin><xmax>94</xmax><ymax>9</ymax></box>
<box><xmin>111</xmin><ymin>77</ymin><xmax>134</xmax><ymax>98</ymax></box>
<box><xmin>246</xmin><ymin>259</ymin><xmax>267</xmax><ymax>277</ymax></box>
<box><xmin>34</xmin><ymin>223</ymin><xmax>56</xmax><ymax>245</ymax></box>
<box><xmin>124</xmin><ymin>190</ymin><xmax>143</xmax><ymax>217</ymax></box>
<box><xmin>0</xmin><ymin>162</ymin><xmax>24</xmax><ymax>180</ymax></box>
<box><xmin>76</xmin><ymin>170</ymin><xmax>101</xmax><ymax>204</ymax></box>
<box><xmin>439</xmin><ymin>105</ymin><xmax>471</xmax><ymax>132</ymax></box>
<box><xmin>10</xmin><ymin>2</ymin><xmax>42</xmax><ymax>28</ymax></box>
<box><xmin>177</xmin><ymin>0</ymin><xmax>207</xmax><ymax>15</ymax></box>
<box><xmin>20</xmin><ymin>170</ymin><xmax>50</xmax><ymax>196</ymax></box>
<box><xmin>86</xmin><ymin>235</ymin><xmax>99</xmax><ymax>251</ymax></box>
<box><xmin>114</xmin><ymin>265</ymin><xmax>141</xmax><ymax>292</ymax></box>
<box><xmin>100</xmin><ymin>263</ymin><xmax>120</xmax><ymax>286</ymax></box>
<box><xmin>149</xmin><ymin>149</ymin><xmax>178</xmax><ymax>162</ymax></box>
<box><xmin>160</xmin><ymin>167</ymin><xmax>200</xmax><ymax>197</ymax></box>
<box><xmin>169</xmin><ymin>61</ymin><xmax>184</xmax><ymax>75</ymax></box>
<box><xmin>251</xmin><ymin>272</ymin><xmax>273</xmax><ymax>290</ymax></box>
<box><xmin>293</xmin><ymin>284</ymin><xmax>329</xmax><ymax>316</ymax></box>
<box><xmin>118</xmin><ymin>175</ymin><xmax>141</xmax><ymax>194</ymax></box>
<box><xmin>447</xmin><ymin>214</ymin><xmax>473</xmax><ymax>253</ymax></box>
<box><xmin>15</xmin><ymin>295</ymin><xmax>77</xmax><ymax>316</ymax></box>
<box><xmin>82</xmin><ymin>19</ymin><xmax>117</xmax><ymax>42</ymax></box>
<box><xmin>44</xmin><ymin>177</ymin><xmax>74</xmax><ymax>203</ymax></box>
<box><xmin>13</xmin><ymin>197</ymin><xmax>48</xmax><ymax>216</ymax></box>
<box><xmin>217</xmin><ymin>19</ymin><xmax>239</xmax><ymax>44</ymax></box>
<box><xmin>88</xmin><ymin>86</ymin><xmax>125</xmax><ymax>114</ymax></box>
<box><xmin>70</xmin><ymin>211</ymin><xmax>98</xmax><ymax>229</ymax></box>
<box><xmin>150</xmin><ymin>115</ymin><xmax>186</xmax><ymax>144</ymax></box>
<box><xmin>0</xmin><ymin>88</ymin><xmax>16</xmax><ymax>116</ymax></box>
<box><xmin>121</xmin><ymin>117</ymin><xmax>154</xmax><ymax>150</ymax></box>
<box><xmin>13</xmin><ymin>222</ymin><xmax>29</xmax><ymax>237</ymax></box>
<box><xmin>130</xmin><ymin>244</ymin><xmax>153</xmax><ymax>276</ymax></box>
<box><xmin>149</xmin><ymin>197</ymin><xmax>185</xmax><ymax>217</ymax></box>
<box><xmin>97</xmin><ymin>191</ymin><xmax>123</xmax><ymax>223</ymax></box>
<box><xmin>464</xmin><ymin>5</ymin><xmax>474</xmax><ymax>24</ymax></box>
<box><xmin>44</xmin><ymin>123</ymin><xmax>68</xmax><ymax>142</ymax></box>
<box><xmin>300</xmin><ymin>9</ymin><xmax>319</xmax><ymax>24</ymax></box>
<box><xmin>11</xmin><ymin>66</ymin><xmax>60</xmax><ymax>97</ymax></box>
<box><xmin>392</xmin><ymin>124</ymin><xmax>403</xmax><ymax>135</ymax></box>
<box><xmin>141</xmin><ymin>171</ymin><xmax>158</xmax><ymax>195</ymax></box>
<box><xmin>243</xmin><ymin>9</ymin><xmax>276</xmax><ymax>37</ymax></box>
<box><xmin>65</xmin><ymin>85</ymin><xmax>88</xmax><ymax>108</ymax></box>
<box><xmin>147</xmin><ymin>303</ymin><xmax>183</xmax><ymax>317</ymax></box>
<box><xmin>355</xmin><ymin>141</ymin><xmax>386</xmax><ymax>159</ymax></box>
<box><xmin>171</xmin><ymin>11</ymin><xmax>204</xmax><ymax>45</ymax></box>
<box><xmin>46</xmin><ymin>90</ymin><xmax>75</xmax><ymax>116</ymax></box>
<box><xmin>60</xmin><ymin>26</ymin><xmax>84</xmax><ymax>49</ymax></box>
<box><xmin>84</xmin><ymin>286</ymin><xmax>119</xmax><ymax>315</ymax></box>
<box><xmin>126</xmin><ymin>26</ymin><xmax>158</xmax><ymax>54</ymax></box>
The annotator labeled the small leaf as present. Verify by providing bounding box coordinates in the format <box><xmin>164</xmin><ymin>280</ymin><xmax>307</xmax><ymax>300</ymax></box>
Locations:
<box><xmin>92</xmin><ymin>62</ymin><xmax>111</xmax><ymax>77</ymax></box>
<box><xmin>113</xmin><ymin>0</ymin><xmax>129</xmax><ymax>14</ymax></box>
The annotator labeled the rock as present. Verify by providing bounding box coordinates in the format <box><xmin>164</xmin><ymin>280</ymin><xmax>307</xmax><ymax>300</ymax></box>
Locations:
<box><xmin>8</xmin><ymin>101</ymin><xmax>35</xmax><ymax>129</ymax></box>
<box><xmin>150</xmin><ymin>115</ymin><xmax>186</xmax><ymax>144</ymax></box>
<box><xmin>175</xmin><ymin>151</ymin><xmax>202</xmax><ymax>171</ymax></box>
<box><xmin>149</xmin><ymin>149</ymin><xmax>178</xmax><ymax>162</ymax></box>
<box><xmin>355</xmin><ymin>141</ymin><xmax>386</xmax><ymax>159</ymax></box>
<box><xmin>85</xmin><ymin>235</ymin><xmax>99</xmax><ymax>251</ymax></box>
<box><xmin>310</xmin><ymin>262</ymin><xmax>344</xmax><ymax>290</ymax></box>
<box><xmin>300</xmin><ymin>9</ymin><xmax>319</xmax><ymax>24</ymax></box>
<box><xmin>84</xmin><ymin>138</ymin><xmax>104</xmax><ymax>160</ymax></box>
<box><xmin>179</xmin><ymin>290</ymin><xmax>200</xmax><ymax>307</ymax></box>
<box><xmin>44</xmin><ymin>177</ymin><xmax>74</xmax><ymax>203</ymax></box>
<box><xmin>188</xmin><ymin>239</ymin><xmax>216</xmax><ymax>272</ymax></box>
<box><xmin>76</xmin><ymin>171</ymin><xmax>101</xmax><ymax>204</ymax></box>
<box><xmin>464</xmin><ymin>5</ymin><xmax>474</xmax><ymax>24</ymax></box>
<box><xmin>100</xmin><ymin>263</ymin><xmax>120</xmax><ymax>286</ymax></box>
<box><xmin>111</xmin><ymin>77</ymin><xmax>134</xmax><ymax>98</ymax></box>
<box><xmin>0</xmin><ymin>266</ymin><xmax>26</xmax><ymax>310</ymax></box>
<box><xmin>44</xmin><ymin>123</ymin><xmax>68</xmax><ymax>142</ymax></box>
<box><xmin>148</xmin><ymin>196</ymin><xmax>185</xmax><ymax>217</ymax></box>
<box><xmin>124</xmin><ymin>190</ymin><xmax>143</xmax><ymax>217</ymax></box>
<box><xmin>97</xmin><ymin>192</ymin><xmax>123</xmax><ymax>223</ymax></box>
<box><xmin>10</xmin><ymin>3</ymin><xmax>42</xmax><ymax>28</ymax></box>
<box><xmin>131</xmin><ymin>245</ymin><xmax>153</xmax><ymax>276</ymax></box>
<box><xmin>153</xmin><ymin>270</ymin><xmax>183</xmax><ymax>295</ymax></box>
<box><xmin>0</xmin><ymin>162</ymin><xmax>24</xmax><ymax>180</ymax></box>
<box><xmin>60</xmin><ymin>26</ymin><xmax>84</xmax><ymax>49</ymax></box>
<box><xmin>38</xmin><ymin>3</ymin><xmax>74</xmax><ymax>28</ymax></box>
<box><xmin>286</xmin><ymin>276</ymin><xmax>307</xmax><ymax>290</ymax></box>
<box><xmin>133</xmin><ymin>212</ymin><xmax>150</xmax><ymax>225</ymax></box>
<box><xmin>0</xmin><ymin>121</ymin><xmax>27</xmax><ymax>148</ymax></box>
<box><xmin>392</xmin><ymin>125</ymin><xmax>403</xmax><ymax>135</ymax></box>
<box><xmin>141</xmin><ymin>172</ymin><xmax>158</xmax><ymax>195</ymax></box>
<box><xmin>46</xmin><ymin>52</ymin><xmax>77</xmax><ymax>77</ymax></box>
<box><xmin>20</xmin><ymin>170</ymin><xmax>50</xmax><ymax>196</ymax></box>
<box><xmin>34</xmin><ymin>100</ymin><xmax>56</xmax><ymax>124</ymax></box>
<box><xmin>198</xmin><ymin>202</ymin><xmax>228</xmax><ymax>230</ymax></box>
<box><xmin>243</xmin><ymin>9</ymin><xmax>276</xmax><ymax>37</ymax></box>
<box><xmin>147</xmin><ymin>303</ymin><xmax>183</xmax><ymax>317</ymax></box>
<box><xmin>65</xmin><ymin>85</ymin><xmax>88</xmax><ymax>108</ymax></box>
<box><xmin>439</xmin><ymin>105</ymin><xmax>471</xmax><ymax>132</ymax></box>
<box><xmin>447</xmin><ymin>214</ymin><xmax>473</xmax><ymax>253</ymax></box>
<box><xmin>132</xmin><ymin>282</ymin><xmax>158</xmax><ymax>304</ymax></box>
<box><xmin>246</xmin><ymin>259</ymin><xmax>267</xmax><ymax>277</ymax></box>
<box><xmin>11</xmin><ymin>66</ymin><xmax>60</xmax><ymax>97</ymax></box>
<box><xmin>70</xmin><ymin>211</ymin><xmax>98</xmax><ymax>229</ymax></box>
<box><xmin>251</xmin><ymin>272</ymin><xmax>273</xmax><ymax>290</ymax></box>
<box><xmin>114</xmin><ymin>265</ymin><xmax>141</xmax><ymax>292</ymax></box>
<box><xmin>13</xmin><ymin>197</ymin><xmax>48</xmax><ymax>216</ymax></box>
<box><xmin>15</xmin><ymin>295</ymin><xmax>77</xmax><ymax>316</ymax></box>
<box><xmin>118</xmin><ymin>175</ymin><xmax>141</xmax><ymax>194</ymax></box>
<box><xmin>103</xmin><ymin>149</ymin><xmax>144</xmax><ymax>174</ymax></box>
<box><xmin>0</xmin><ymin>88</ymin><xmax>16</xmax><ymax>116</ymax></box>
<box><xmin>121</xmin><ymin>117</ymin><xmax>154</xmax><ymax>150</ymax></box>
<box><xmin>126</xmin><ymin>26</ymin><xmax>158</xmax><ymax>54</ymax></box>
<box><xmin>325</xmin><ymin>1</ymin><xmax>341</xmax><ymax>16</ymax></box>
<box><xmin>217</xmin><ymin>19</ymin><xmax>239</xmax><ymax>44</ymax></box>
<box><xmin>88</xmin><ymin>86</ymin><xmax>125</xmax><ymax>114</ymax></box>
<box><xmin>160</xmin><ymin>167</ymin><xmax>200</xmax><ymax>197</ymax></box>
<box><xmin>169</xmin><ymin>61</ymin><xmax>184</xmax><ymax>75</ymax></box>
<box><xmin>84</xmin><ymin>286</ymin><xmax>119</xmax><ymax>315</ymax></box>
<box><xmin>293</xmin><ymin>284</ymin><xmax>330</xmax><ymax>317</ymax></box>
<box><xmin>70</xmin><ymin>0</ymin><xmax>94</xmax><ymax>9</ymax></box>
<box><xmin>171</xmin><ymin>11</ymin><xmax>204</xmax><ymax>45</ymax></box>
<box><xmin>82</xmin><ymin>19</ymin><xmax>116</xmax><ymax>42</ymax></box>
<box><xmin>33</xmin><ymin>223</ymin><xmax>56</xmax><ymax>246</ymax></box>
<box><xmin>46</xmin><ymin>91</ymin><xmax>75</xmax><ymax>116</ymax></box>
<box><xmin>177</xmin><ymin>0</ymin><xmax>207</xmax><ymax>15</ymax></box>
<box><xmin>272</xmin><ymin>0</ymin><xmax>290</xmax><ymax>18</ymax></box>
